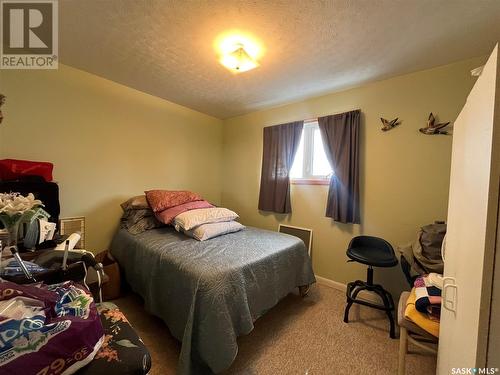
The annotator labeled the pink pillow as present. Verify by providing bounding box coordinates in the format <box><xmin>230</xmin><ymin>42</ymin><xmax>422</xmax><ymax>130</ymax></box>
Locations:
<box><xmin>155</xmin><ymin>200</ymin><xmax>214</xmax><ymax>224</ymax></box>
<box><xmin>145</xmin><ymin>190</ymin><xmax>202</xmax><ymax>213</ymax></box>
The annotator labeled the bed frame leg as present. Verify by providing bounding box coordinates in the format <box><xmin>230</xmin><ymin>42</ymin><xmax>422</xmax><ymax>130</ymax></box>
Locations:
<box><xmin>299</xmin><ymin>285</ymin><xmax>310</xmax><ymax>297</ymax></box>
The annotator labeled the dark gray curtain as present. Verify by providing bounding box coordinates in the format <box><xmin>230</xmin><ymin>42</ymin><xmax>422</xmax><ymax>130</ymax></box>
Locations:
<box><xmin>318</xmin><ymin>110</ymin><xmax>360</xmax><ymax>223</ymax></box>
<box><xmin>258</xmin><ymin>121</ymin><xmax>304</xmax><ymax>213</ymax></box>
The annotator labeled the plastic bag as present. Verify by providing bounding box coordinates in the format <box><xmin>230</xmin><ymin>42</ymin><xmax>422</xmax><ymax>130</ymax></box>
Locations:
<box><xmin>0</xmin><ymin>280</ymin><xmax>104</xmax><ymax>374</ymax></box>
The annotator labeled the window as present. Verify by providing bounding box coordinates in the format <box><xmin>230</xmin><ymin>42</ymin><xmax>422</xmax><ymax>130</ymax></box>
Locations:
<box><xmin>290</xmin><ymin>121</ymin><xmax>332</xmax><ymax>183</ymax></box>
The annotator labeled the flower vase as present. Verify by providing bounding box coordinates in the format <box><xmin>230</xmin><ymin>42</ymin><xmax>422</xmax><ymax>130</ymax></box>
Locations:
<box><xmin>0</xmin><ymin>217</ymin><xmax>21</xmax><ymax>271</ymax></box>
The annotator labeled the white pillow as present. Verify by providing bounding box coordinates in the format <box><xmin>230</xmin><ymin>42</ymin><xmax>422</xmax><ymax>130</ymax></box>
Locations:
<box><xmin>184</xmin><ymin>221</ymin><xmax>245</xmax><ymax>241</ymax></box>
<box><xmin>174</xmin><ymin>207</ymin><xmax>239</xmax><ymax>231</ymax></box>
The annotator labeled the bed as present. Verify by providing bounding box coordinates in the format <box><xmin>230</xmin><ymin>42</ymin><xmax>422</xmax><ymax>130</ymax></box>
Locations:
<box><xmin>110</xmin><ymin>226</ymin><xmax>315</xmax><ymax>374</ymax></box>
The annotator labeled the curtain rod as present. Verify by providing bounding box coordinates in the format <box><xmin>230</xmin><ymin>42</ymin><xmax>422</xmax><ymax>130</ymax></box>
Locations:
<box><xmin>303</xmin><ymin>108</ymin><xmax>361</xmax><ymax>123</ymax></box>
<box><xmin>265</xmin><ymin>109</ymin><xmax>361</xmax><ymax>128</ymax></box>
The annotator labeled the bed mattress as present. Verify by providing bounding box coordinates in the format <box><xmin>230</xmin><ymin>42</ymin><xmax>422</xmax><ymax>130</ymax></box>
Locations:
<box><xmin>110</xmin><ymin>226</ymin><xmax>315</xmax><ymax>374</ymax></box>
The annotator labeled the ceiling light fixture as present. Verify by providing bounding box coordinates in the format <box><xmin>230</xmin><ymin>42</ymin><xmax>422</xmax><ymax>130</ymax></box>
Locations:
<box><xmin>220</xmin><ymin>44</ymin><xmax>259</xmax><ymax>73</ymax></box>
<box><xmin>215</xmin><ymin>32</ymin><xmax>263</xmax><ymax>73</ymax></box>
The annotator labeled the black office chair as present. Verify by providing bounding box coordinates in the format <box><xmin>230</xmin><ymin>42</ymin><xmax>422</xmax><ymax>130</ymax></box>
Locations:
<box><xmin>343</xmin><ymin>235</ymin><xmax>398</xmax><ymax>338</ymax></box>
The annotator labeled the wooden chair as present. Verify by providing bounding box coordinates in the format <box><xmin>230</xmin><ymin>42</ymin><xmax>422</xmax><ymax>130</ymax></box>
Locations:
<box><xmin>398</xmin><ymin>291</ymin><xmax>438</xmax><ymax>375</ymax></box>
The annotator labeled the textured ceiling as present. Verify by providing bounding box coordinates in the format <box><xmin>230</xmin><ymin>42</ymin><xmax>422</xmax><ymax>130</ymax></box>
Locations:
<box><xmin>59</xmin><ymin>0</ymin><xmax>500</xmax><ymax>119</ymax></box>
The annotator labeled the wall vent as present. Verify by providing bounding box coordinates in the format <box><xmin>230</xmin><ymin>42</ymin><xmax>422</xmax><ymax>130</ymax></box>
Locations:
<box><xmin>59</xmin><ymin>216</ymin><xmax>85</xmax><ymax>249</ymax></box>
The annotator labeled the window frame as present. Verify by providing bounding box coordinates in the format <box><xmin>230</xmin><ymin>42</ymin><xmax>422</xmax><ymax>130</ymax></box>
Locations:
<box><xmin>290</xmin><ymin>120</ymin><xmax>332</xmax><ymax>185</ymax></box>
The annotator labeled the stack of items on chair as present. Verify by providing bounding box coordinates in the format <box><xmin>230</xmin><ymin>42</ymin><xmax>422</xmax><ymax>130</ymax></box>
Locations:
<box><xmin>120</xmin><ymin>190</ymin><xmax>245</xmax><ymax>241</ymax></box>
<box><xmin>404</xmin><ymin>273</ymin><xmax>442</xmax><ymax>338</ymax></box>
<box><xmin>398</xmin><ymin>273</ymin><xmax>441</xmax><ymax>374</ymax></box>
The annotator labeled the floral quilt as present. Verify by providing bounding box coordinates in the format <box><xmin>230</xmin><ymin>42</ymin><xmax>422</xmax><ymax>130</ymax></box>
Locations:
<box><xmin>76</xmin><ymin>302</ymin><xmax>151</xmax><ymax>375</ymax></box>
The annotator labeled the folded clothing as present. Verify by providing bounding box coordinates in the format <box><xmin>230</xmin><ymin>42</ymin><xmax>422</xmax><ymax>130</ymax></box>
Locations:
<box><xmin>414</xmin><ymin>274</ymin><xmax>442</xmax><ymax>320</ymax></box>
<box><xmin>145</xmin><ymin>190</ymin><xmax>202</xmax><ymax>213</ymax></box>
<box><xmin>404</xmin><ymin>287</ymin><xmax>440</xmax><ymax>337</ymax></box>
<box><xmin>174</xmin><ymin>207</ymin><xmax>239</xmax><ymax>231</ymax></box>
<box><xmin>155</xmin><ymin>200</ymin><xmax>214</xmax><ymax>224</ymax></box>
<box><xmin>426</xmin><ymin>272</ymin><xmax>444</xmax><ymax>289</ymax></box>
<box><xmin>183</xmin><ymin>221</ymin><xmax>245</xmax><ymax>241</ymax></box>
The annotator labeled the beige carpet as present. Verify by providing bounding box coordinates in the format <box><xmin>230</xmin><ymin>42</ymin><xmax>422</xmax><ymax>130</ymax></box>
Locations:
<box><xmin>114</xmin><ymin>284</ymin><xmax>436</xmax><ymax>375</ymax></box>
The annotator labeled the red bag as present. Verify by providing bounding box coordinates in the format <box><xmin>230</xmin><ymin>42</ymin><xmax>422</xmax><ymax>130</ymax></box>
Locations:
<box><xmin>0</xmin><ymin>159</ymin><xmax>53</xmax><ymax>181</ymax></box>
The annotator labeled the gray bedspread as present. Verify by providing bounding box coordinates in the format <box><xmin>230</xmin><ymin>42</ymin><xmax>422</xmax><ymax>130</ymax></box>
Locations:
<box><xmin>110</xmin><ymin>226</ymin><xmax>315</xmax><ymax>374</ymax></box>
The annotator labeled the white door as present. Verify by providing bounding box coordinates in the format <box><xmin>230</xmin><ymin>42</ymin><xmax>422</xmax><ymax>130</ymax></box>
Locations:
<box><xmin>437</xmin><ymin>44</ymin><xmax>500</xmax><ymax>374</ymax></box>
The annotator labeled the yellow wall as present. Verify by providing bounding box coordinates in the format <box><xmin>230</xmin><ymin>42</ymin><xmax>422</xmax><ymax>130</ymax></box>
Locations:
<box><xmin>0</xmin><ymin>65</ymin><xmax>223</xmax><ymax>251</ymax></box>
<box><xmin>0</xmin><ymin>57</ymin><xmax>485</xmax><ymax>295</ymax></box>
<box><xmin>221</xmin><ymin>57</ymin><xmax>485</xmax><ymax>295</ymax></box>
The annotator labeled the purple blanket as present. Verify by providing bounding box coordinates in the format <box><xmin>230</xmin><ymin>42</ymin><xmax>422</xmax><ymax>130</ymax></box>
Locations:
<box><xmin>0</xmin><ymin>281</ymin><xmax>104</xmax><ymax>375</ymax></box>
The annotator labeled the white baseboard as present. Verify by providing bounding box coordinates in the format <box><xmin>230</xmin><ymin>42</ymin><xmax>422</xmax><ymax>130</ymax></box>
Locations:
<box><xmin>315</xmin><ymin>275</ymin><xmax>381</xmax><ymax>304</ymax></box>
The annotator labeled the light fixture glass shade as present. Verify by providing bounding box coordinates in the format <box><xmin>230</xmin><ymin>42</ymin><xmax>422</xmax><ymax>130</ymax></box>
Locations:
<box><xmin>220</xmin><ymin>45</ymin><xmax>259</xmax><ymax>73</ymax></box>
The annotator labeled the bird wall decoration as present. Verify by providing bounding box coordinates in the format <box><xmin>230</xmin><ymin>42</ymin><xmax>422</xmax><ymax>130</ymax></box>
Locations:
<box><xmin>0</xmin><ymin>95</ymin><xmax>5</xmax><ymax>125</ymax></box>
<box><xmin>380</xmin><ymin>117</ymin><xmax>401</xmax><ymax>132</ymax></box>
<box><xmin>419</xmin><ymin>113</ymin><xmax>451</xmax><ymax>135</ymax></box>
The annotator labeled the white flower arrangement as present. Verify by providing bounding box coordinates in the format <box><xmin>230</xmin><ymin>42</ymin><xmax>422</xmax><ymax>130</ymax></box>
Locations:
<box><xmin>0</xmin><ymin>193</ymin><xmax>44</xmax><ymax>226</ymax></box>
<box><xmin>0</xmin><ymin>192</ymin><xmax>43</xmax><ymax>215</ymax></box>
